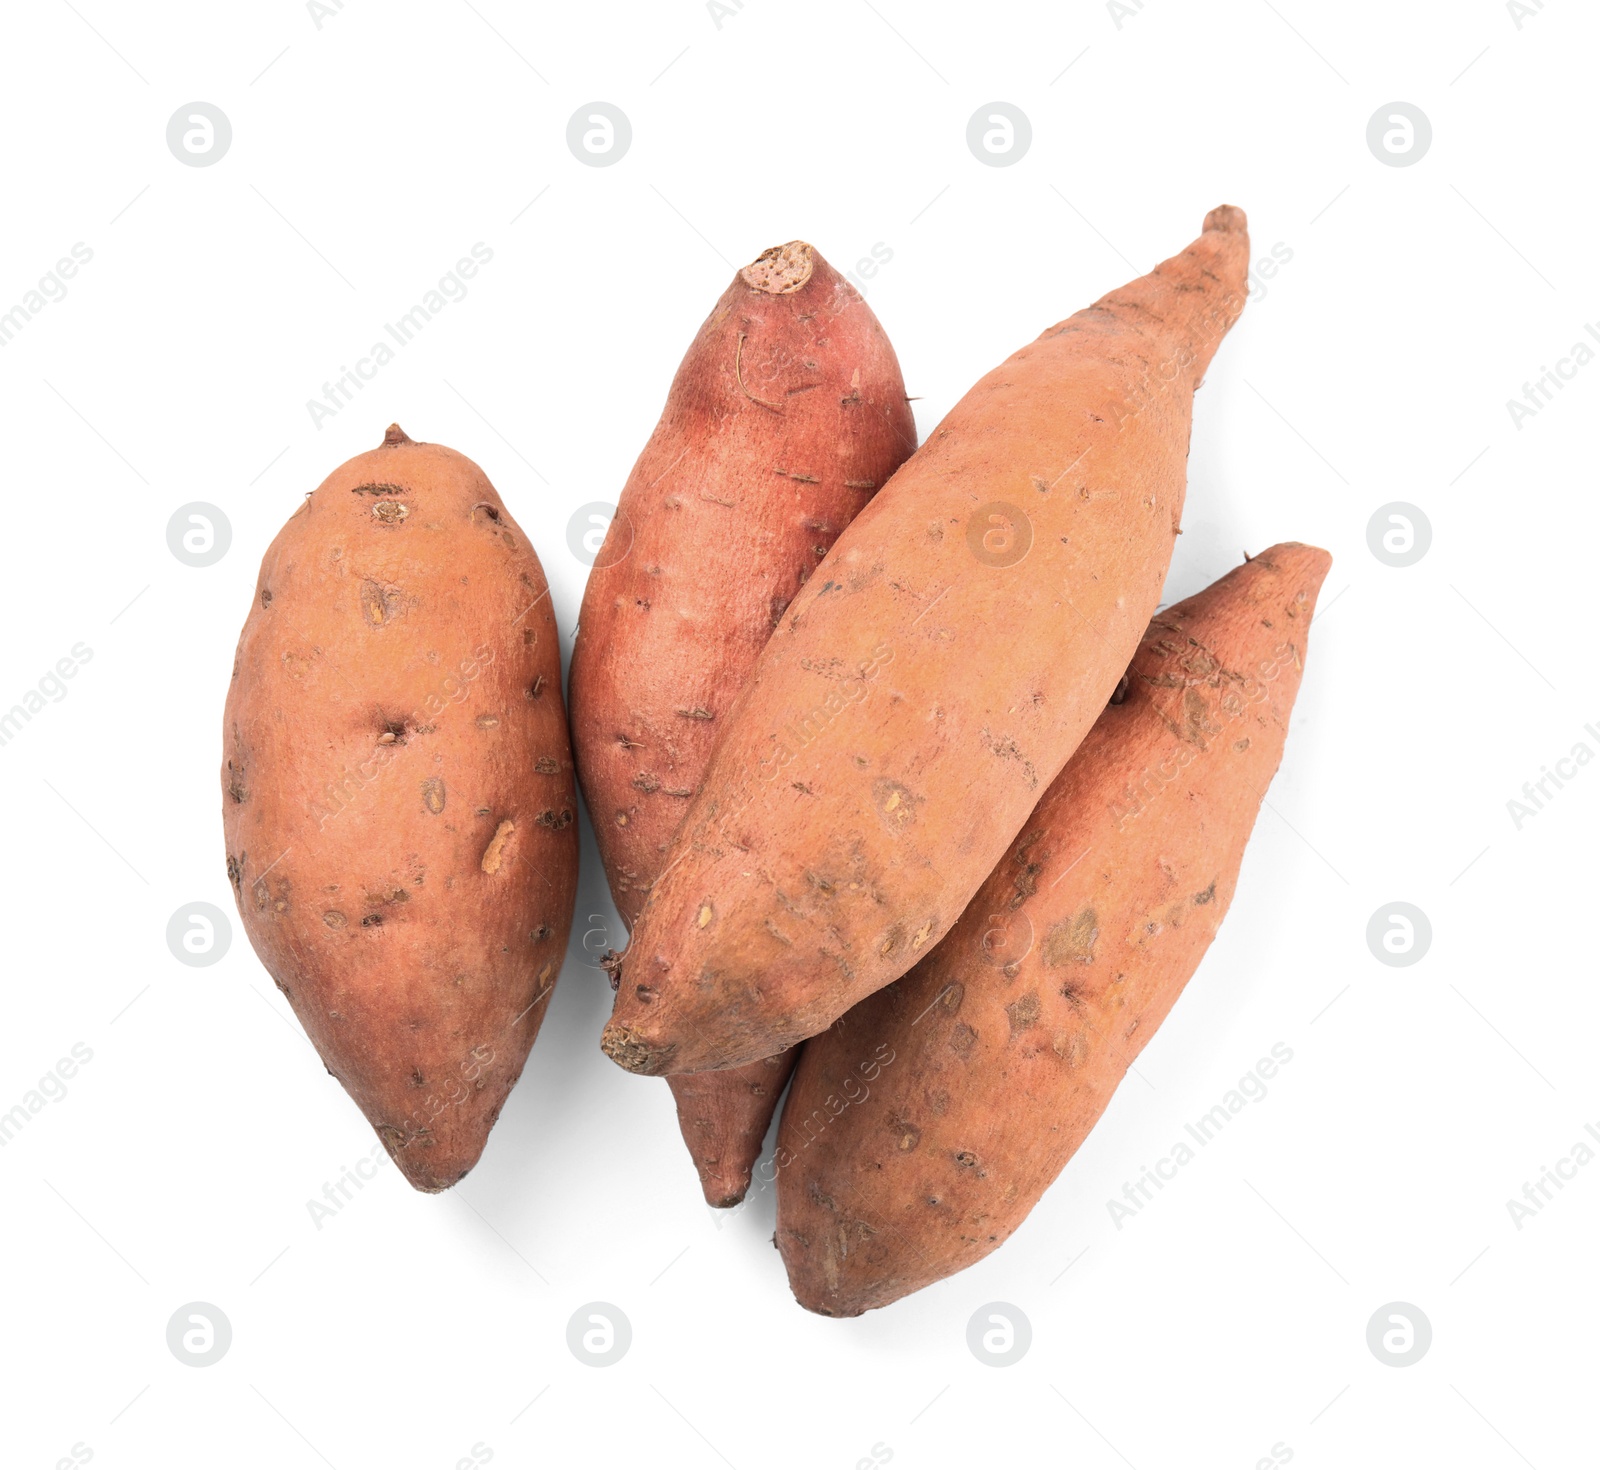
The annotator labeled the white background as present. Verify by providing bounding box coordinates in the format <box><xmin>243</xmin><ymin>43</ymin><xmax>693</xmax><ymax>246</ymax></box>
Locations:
<box><xmin>2</xmin><ymin>2</ymin><xmax>1595</xmax><ymax>1466</ymax></box>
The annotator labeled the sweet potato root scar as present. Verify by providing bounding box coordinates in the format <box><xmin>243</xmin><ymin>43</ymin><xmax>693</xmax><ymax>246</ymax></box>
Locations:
<box><xmin>600</xmin><ymin>1022</ymin><xmax>669</xmax><ymax>1074</ymax></box>
<box><xmin>740</xmin><ymin>241</ymin><xmax>814</xmax><ymax>295</ymax></box>
<box><xmin>480</xmin><ymin>819</ymin><xmax>515</xmax><ymax>874</ymax></box>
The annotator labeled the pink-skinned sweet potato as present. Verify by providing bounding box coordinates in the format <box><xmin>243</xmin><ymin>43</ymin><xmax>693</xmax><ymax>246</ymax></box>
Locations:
<box><xmin>571</xmin><ymin>241</ymin><xmax>915</xmax><ymax>1203</ymax></box>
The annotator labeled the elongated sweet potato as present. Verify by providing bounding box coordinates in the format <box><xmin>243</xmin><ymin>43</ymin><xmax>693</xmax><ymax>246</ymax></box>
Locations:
<box><xmin>775</xmin><ymin>543</ymin><xmax>1330</xmax><ymax>1314</ymax></box>
<box><xmin>603</xmin><ymin>207</ymin><xmax>1251</xmax><ymax>1077</ymax></box>
<box><xmin>222</xmin><ymin>425</ymin><xmax>578</xmax><ymax>1193</ymax></box>
<box><xmin>572</xmin><ymin>241</ymin><xmax>915</xmax><ymax>1204</ymax></box>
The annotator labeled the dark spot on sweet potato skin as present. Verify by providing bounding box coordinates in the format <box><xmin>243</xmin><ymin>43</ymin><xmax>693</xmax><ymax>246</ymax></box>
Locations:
<box><xmin>360</xmin><ymin>579</ymin><xmax>404</xmax><ymax>627</ymax></box>
<box><xmin>1006</xmin><ymin>992</ymin><xmax>1041</xmax><ymax>1036</ymax></box>
<box><xmin>1042</xmin><ymin>907</ymin><xmax>1098</xmax><ymax>966</ymax></box>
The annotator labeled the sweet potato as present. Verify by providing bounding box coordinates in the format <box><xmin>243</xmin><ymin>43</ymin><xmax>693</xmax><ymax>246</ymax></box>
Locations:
<box><xmin>602</xmin><ymin>207</ymin><xmax>1251</xmax><ymax>1077</ymax></box>
<box><xmin>221</xmin><ymin>425</ymin><xmax>578</xmax><ymax>1192</ymax></box>
<box><xmin>664</xmin><ymin>1051</ymin><xmax>801</xmax><ymax>1208</ymax></box>
<box><xmin>571</xmin><ymin>241</ymin><xmax>915</xmax><ymax>1204</ymax></box>
<box><xmin>775</xmin><ymin>543</ymin><xmax>1331</xmax><ymax>1314</ymax></box>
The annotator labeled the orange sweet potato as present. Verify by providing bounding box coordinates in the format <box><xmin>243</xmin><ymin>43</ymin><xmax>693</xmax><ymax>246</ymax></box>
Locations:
<box><xmin>603</xmin><ymin>207</ymin><xmax>1251</xmax><ymax>1077</ymax></box>
<box><xmin>775</xmin><ymin>543</ymin><xmax>1330</xmax><ymax>1313</ymax></box>
<box><xmin>222</xmin><ymin>425</ymin><xmax>578</xmax><ymax>1192</ymax></box>
<box><xmin>571</xmin><ymin>242</ymin><xmax>915</xmax><ymax>1204</ymax></box>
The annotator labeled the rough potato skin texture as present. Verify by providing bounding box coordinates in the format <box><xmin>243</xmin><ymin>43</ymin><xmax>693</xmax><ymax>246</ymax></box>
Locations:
<box><xmin>775</xmin><ymin>543</ymin><xmax>1330</xmax><ymax>1314</ymax></box>
<box><xmin>571</xmin><ymin>242</ymin><xmax>914</xmax><ymax>1204</ymax></box>
<box><xmin>603</xmin><ymin>207</ymin><xmax>1251</xmax><ymax>1076</ymax></box>
<box><xmin>221</xmin><ymin>426</ymin><xmax>578</xmax><ymax>1193</ymax></box>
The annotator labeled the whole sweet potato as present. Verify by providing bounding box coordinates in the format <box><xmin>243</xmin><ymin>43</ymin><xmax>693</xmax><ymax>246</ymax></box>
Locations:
<box><xmin>776</xmin><ymin>543</ymin><xmax>1330</xmax><ymax>1313</ymax></box>
<box><xmin>571</xmin><ymin>241</ymin><xmax>915</xmax><ymax>1205</ymax></box>
<box><xmin>603</xmin><ymin>207</ymin><xmax>1251</xmax><ymax>1077</ymax></box>
<box><xmin>222</xmin><ymin>425</ymin><xmax>578</xmax><ymax>1192</ymax></box>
